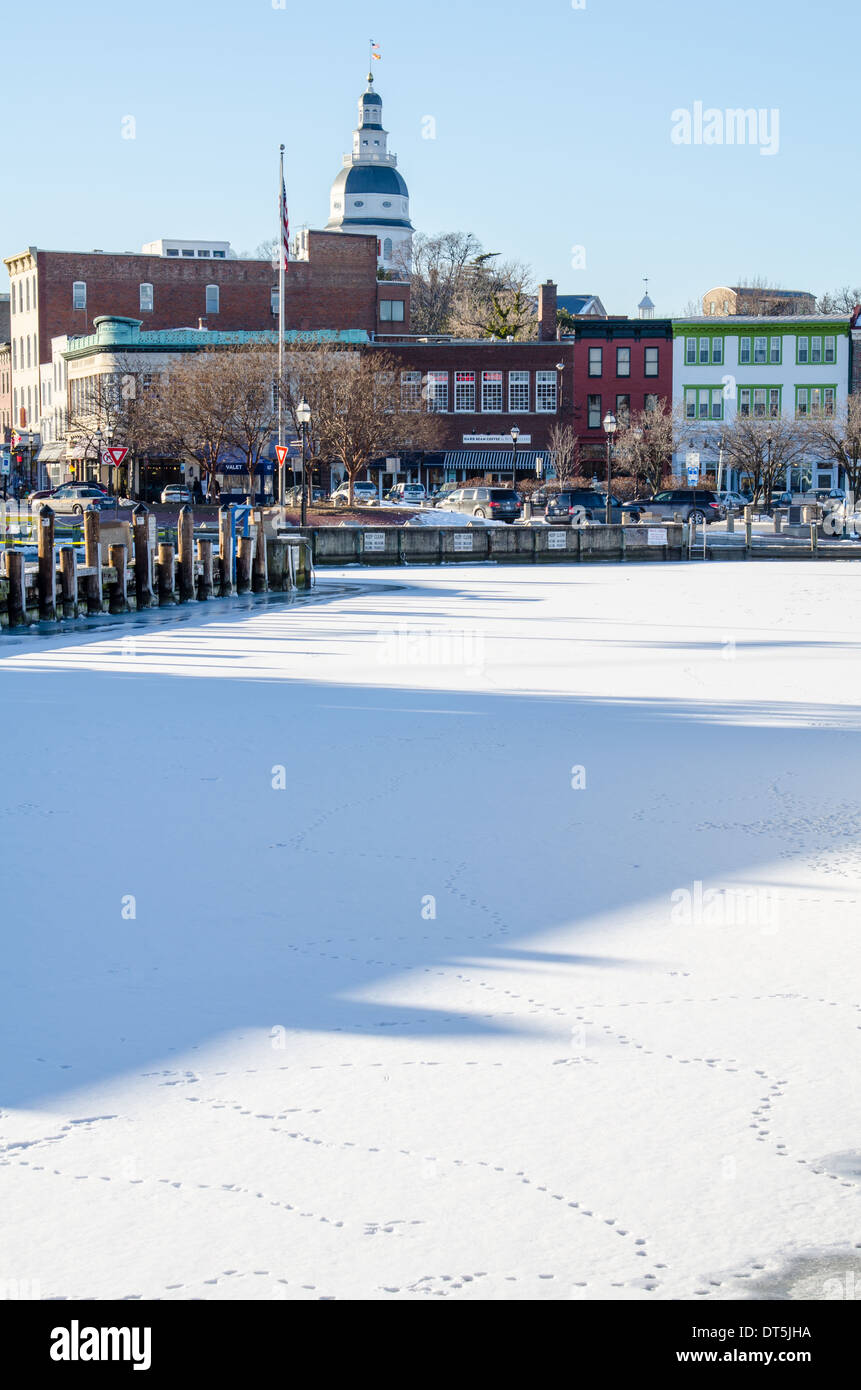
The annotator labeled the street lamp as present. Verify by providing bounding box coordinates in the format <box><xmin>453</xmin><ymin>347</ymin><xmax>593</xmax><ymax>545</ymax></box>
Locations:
<box><xmin>297</xmin><ymin>398</ymin><xmax>311</xmax><ymax>527</ymax></box>
<box><xmin>556</xmin><ymin>360</ymin><xmax>565</xmax><ymax>414</ymax></box>
<box><xmin>602</xmin><ymin>411</ymin><xmax>617</xmax><ymax>524</ymax></box>
<box><xmin>94</xmin><ymin>427</ymin><xmax>103</xmax><ymax>487</ymax></box>
<box><xmin>510</xmin><ymin>424</ymin><xmax>520</xmax><ymax>488</ymax></box>
<box><xmin>104</xmin><ymin>423</ymin><xmax>117</xmax><ymax>505</ymax></box>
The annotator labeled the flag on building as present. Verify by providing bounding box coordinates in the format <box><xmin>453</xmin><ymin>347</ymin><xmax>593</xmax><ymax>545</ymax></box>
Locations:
<box><xmin>370</xmin><ymin>39</ymin><xmax>381</xmax><ymax>59</ymax></box>
<box><xmin>279</xmin><ymin>173</ymin><xmax>290</xmax><ymax>271</ymax></box>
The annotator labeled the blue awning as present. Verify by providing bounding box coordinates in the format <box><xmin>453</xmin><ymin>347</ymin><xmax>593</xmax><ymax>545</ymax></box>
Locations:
<box><xmin>443</xmin><ymin>450</ymin><xmax>553</xmax><ymax>470</ymax></box>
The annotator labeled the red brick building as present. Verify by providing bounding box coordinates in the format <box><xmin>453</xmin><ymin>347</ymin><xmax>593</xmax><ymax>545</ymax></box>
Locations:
<box><xmin>570</xmin><ymin>316</ymin><xmax>674</xmax><ymax>463</ymax></box>
<box><xmin>4</xmin><ymin>232</ymin><xmax>408</xmax><ymax>435</ymax></box>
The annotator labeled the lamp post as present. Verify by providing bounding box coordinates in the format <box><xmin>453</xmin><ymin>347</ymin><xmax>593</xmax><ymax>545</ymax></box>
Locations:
<box><xmin>602</xmin><ymin>411</ymin><xmax>617</xmax><ymax>524</ymax></box>
<box><xmin>93</xmin><ymin>427</ymin><xmax>103</xmax><ymax>488</ymax></box>
<box><xmin>556</xmin><ymin>359</ymin><xmax>565</xmax><ymax>415</ymax></box>
<box><xmin>510</xmin><ymin>424</ymin><xmax>520</xmax><ymax>488</ymax></box>
<box><xmin>297</xmin><ymin>398</ymin><xmax>311</xmax><ymax>527</ymax></box>
<box><xmin>104</xmin><ymin>423</ymin><xmax>117</xmax><ymax>507</ymax></box>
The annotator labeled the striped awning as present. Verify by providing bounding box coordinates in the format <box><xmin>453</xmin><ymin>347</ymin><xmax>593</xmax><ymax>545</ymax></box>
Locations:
<box><xmin>443</xmin><ymin>450</ymin><xmax>552</xmax><ymax>471</ymax></box>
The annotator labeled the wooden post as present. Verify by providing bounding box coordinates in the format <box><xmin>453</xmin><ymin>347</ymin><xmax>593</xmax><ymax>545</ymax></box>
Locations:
<box><xmin>84</xmin><ymin>505</ymin><xmax>100</xmax><ymax>569</ymax></box>
<box><xmin>4</xmin><ymin>549</ymin><xmax>25</xmax><ymax>627</ymax></box>
<box><xmin>744</xmin><ymin>504</ymin><xmax>753</xmax><ymax>551</ymax></box>
<box><xmin>218</xmin><ymin>505</ymin><xmax>234</xmax><ymax>595</ymax></box>
<box><xmin>59</xmin><ymin>546</ymin><xmax>78</xmax><ymax>617</ymax></box>
<box><xmin>177</xmin><ymin>505</ymin><xmax>195</xmax><ymax>601</ymax></box>
<box><xmin>295</xmin><ymin>540</ymin><xmax>306</xmax><ymax>589</ymax></box>
<box><xmin>196</xmin><ymin>538</ymin><xmax>213</xmax><ymax>600</ymax></box>
<box><xmin>236</xmin><ymin>535</ymin><xmax>253</xmax><ymax>593</ymax></box>
<box><xmin>109</xmin><ymin>543</ymin><xmax>129</xmax><ymax>614</ymax></box>
<box><xmin>252</xmin><ymin>511</ymin><xmax>267</xmax><ymax>592</ymax></box>
<box><xmin>157</xmin><ymin>542</ymin><xmax>177</xmax><ymax>603</ymax></box>
<box><xmin>132</xmin><ymin>502</ymin><xmax>154</xmax><ymax>608</ymax></box>
<box><xmin>810</xmin><ymin>520</ymin><xmax>818</xmax><ymax>553</ymax></box>
<box><xmin>37</xmin><ymin>504</ymin><xmax>56</xmax><ymax>621</ymax></box>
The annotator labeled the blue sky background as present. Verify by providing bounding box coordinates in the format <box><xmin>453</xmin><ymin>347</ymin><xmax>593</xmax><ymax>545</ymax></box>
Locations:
<box><xmin>4</xmin><ymin>0</ymin><xmax>858</xmax><ymax>315</ymax></box>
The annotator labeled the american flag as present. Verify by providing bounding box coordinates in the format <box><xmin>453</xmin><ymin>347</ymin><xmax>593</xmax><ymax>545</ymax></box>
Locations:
<box><xmin>280</xmin><ymin>174</ymin><xmax>289</xmax><ymax>272</ymax></box>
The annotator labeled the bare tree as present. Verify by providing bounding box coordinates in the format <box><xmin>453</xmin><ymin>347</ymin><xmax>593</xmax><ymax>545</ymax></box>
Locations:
<box><xmin>546</xmin><ymin>422</ymin><xmax>581</xmax><ymax>488</ymax></box>
<box><xmin>216</xmin><ymin>345</ymin><xmax>279</xmax><ymax>501</ymax></box>
<box><xmin>151</xmin><ymin>350</ymin><xmax>243</xmax><ymax>497</ymax></box>
<box><xmin>802</xmin><ymin>393</ymin><xmax>861</xmax><ymax>495</ymax></box>
<box><xmin>448</xmin><ymin>252</ymin><xmax>537</xmax><ymax>340</ymax></box>
<box><xmin>392</xmin><ymin>231</ymin><xmax>482</xmax><ymax>335</ymax></box>
<box><xmin>66</xmin><ymin>354</ymin><xmax>161</xmax><ymax>493</ymax></box>
<box><xmin>815</xmin><ymin>286</ymin><xmax>861</xmax><ymax>314</ymax></box>
<box><xmin>612</xmin><ymin>399</ymin><xmax>688</xmax><ymax>495</ymax></box>
<box><xmin>722</xmin><ymin>412</ymin><xmax>809</xmax><ymax>506</ymax></box>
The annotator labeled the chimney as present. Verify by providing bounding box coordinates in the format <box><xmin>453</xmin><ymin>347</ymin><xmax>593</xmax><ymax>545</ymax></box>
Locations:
<box><xmin>538</xmin><ymin>280</ymin><xmax>557</xmax><ymax>341</ymax></box>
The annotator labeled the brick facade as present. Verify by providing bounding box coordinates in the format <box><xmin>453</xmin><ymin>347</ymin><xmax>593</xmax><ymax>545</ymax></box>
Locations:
<box><xmin>571</xmin><ymin>319</ymin><xmax>674</xmax><ymax>461</ymax></box>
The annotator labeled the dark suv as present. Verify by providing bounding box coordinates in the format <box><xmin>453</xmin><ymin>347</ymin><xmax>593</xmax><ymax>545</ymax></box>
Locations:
<box><xmin>439</xmin><ymin>486</ymin><xmax>521</xmax><ymax>522</ymax></box>
<box><xmin>639</xmin><ymin>489</ymin><xmax>724</xmax><ymax>523</ymax></box>
<box><xmin>545</xmin><ymin>489</ymin><xmax>639</xmax><ymax>524</ymax></box>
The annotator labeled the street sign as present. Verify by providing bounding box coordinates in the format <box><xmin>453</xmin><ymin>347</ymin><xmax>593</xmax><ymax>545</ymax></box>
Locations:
<box><xmin>0</xmin><ymin>455</ymin><xmax>9</xmax><ymax>476</ymax></box>
<box><xmin>103</xmin><ymin>446</ymin><xmax>128</xmax><ymax>467</ymax></box>
<box><xmin>685</xmin><ymin>451</ymin><xmax>700</xmax><ymax>486</ymax></box>
<box><xmin>275</xmin><ymin>445</ymin><xmax>290</xmax><ymax>468</ymax></box>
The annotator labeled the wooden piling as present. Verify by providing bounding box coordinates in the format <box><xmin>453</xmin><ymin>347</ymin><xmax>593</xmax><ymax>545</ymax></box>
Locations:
<box><xmin>132</xmin><ymin>503</ymin><xmax>154</xmax><ymax>608</ymax></box>
<box><xmin>196</xmin><ymin>538</ymin><xmax>213</xmax><ymax>600</ymax></box>
<box><xmin>4</xmin><ymin>549</ymin><xmax>25</xmax><ymax>627</ymax></box>
<box><xmin>109</xmin><ymin>543</ymin><xmax>129</xmax><ymax>614</ymax></box>
<box><xmin>252</xmin><ymin>511</ymin><xmax>267</xmax><ymax>592</ymax></box>
<box><xmin>218</xmin><ymin>506</ymin><xmax>234</xmax><ymax>595</ymax></box>
<box><xmin>37</xmin><ymin>504</ymin><xmax>56</xmax><ymax>621</ymax></box>
<box><xmin>236</xmin><ymin>535</ymin><xmax>253</xmax><ymax>594</ymax></box>
<box><xmin>84</xmin><ymin>506</ymin><xmax>100</xmax><ymax>569</ymax></box>
<box><xmin>59</xmin><ymin>546</ymin><xmax>78</xmax><ymax>617</ymax></box>
<box><xmin>157</xmin><ymin>543</ymin><xmax>177</xmax><ymax>604</ymax></box>
<box><xmin>177</xmin><ymin>506</ymin><xmax>195</xmax><ymax>601</ymax></box>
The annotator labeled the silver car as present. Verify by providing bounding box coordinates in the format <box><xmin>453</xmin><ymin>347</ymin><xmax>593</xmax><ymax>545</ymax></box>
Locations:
<box><xmin>34</xmin><ymin>483</ymin><xmax>116</xmax><ymax>516</ymax></box>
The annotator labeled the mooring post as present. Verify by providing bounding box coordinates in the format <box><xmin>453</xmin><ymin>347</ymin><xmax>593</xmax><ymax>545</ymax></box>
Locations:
<box><xmin>197</xmin><ymin>538</ymin><xmax>213</xmax><ymax>600</ymax></box>
<box><xmin>177</xmin><ymin>505</ymin><xmax>195</xmax><ymax>602</ymax></box>
<box><xmin>108</xmin><ymin>543</ymin><xmax>129</xmax><ymax>614</ymax></box>
<box><xmin>218</xmin><ymin>505</ymin><xmax>234</xmax><ymax>596</ymax></box>
<box><xmin>236</xmin><ymin>535</ymin><xmax>253</xmax><ymax>594</ymax></box>
<box><xmin>132</xmin><ymin>503</ymin><xmax>154</xmax><ymax>608</ymax></box>
<box><xmin>252</xmin><ymin>510</ymin><xmax>268</xmax><ymax>592</ymax></box>
<box><xmin>37</xmin><ymin>504</ymin><xmax>56</xmax><ymax>621</ymax></box>
<box><xmin>4</xmin><ymin>549</ymin><xmax>25</xmax><ymax>627</ymax></box>
<box><xmin>59</xmin><ymin>545</ymin><xmax>78</xmax><ymax>617</ymax></box>
<box><xmin>157</xmin><ymin>543</ymin><xmax>177</xmax><ymax>604</ymax></box>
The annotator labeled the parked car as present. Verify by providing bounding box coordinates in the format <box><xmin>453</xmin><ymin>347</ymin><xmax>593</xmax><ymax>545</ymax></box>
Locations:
<box><xmin>284</xmin><ymin>484</ymin><xmax>326</xmax><ymax>505</ymax></box>
<box><xmin>331</xmin><ymin>480</ymin><xmax>379</xmax><ymax>506</ymax></box>
<box><xmin>385</xmin><ymin>482</ymin><xmax>427</xmax><ymax>504</ymax></box>
<box><xmin>636</xmin><ymin>488</ymin><xmax>724</xmax><ymax>523</ymax></box>
<box><xmin>545</xmin><ymin>489</ymin><xmax>639</xmax><ymax>524</ymax></box>
<box><xmin>429</xmin><ymin>484</ymin><xmax>459</xmax><ymax>507</ymax></box>
<box><xmin>160</xmin><ymin>484</ymin><xmax>193</xmax><ymax>505</ymax></box>
<box><xmin>32</xmin><ymin>483</ymin><xmax>117</xmax><ymax>515</ymax></box>
<box><xmin>806</xmin><ymin>487</ymin><xmax>846</xmax><ymax>504</ymax></box>
<box><xmin>26</xmin><ymin>488</ymin><xmax>55</xmax><ymax>502</ymax></box>
<box><xmin>529</xmin><ymin>487</ymin><xmax>560</xmax><ymax>514</ymax></box>
<box><xmin>437</xmin><ymin>486</ymin><xmax>521</xmax><ymax>522</ymax></box>
<box><xmin>216</xmin><ymin>489</ymin><xmax>249</xmax><ymax>505</ymax></box>
<box><xmin>717</xmin><ymin>490</ymin><xmax>752</xmax><ymax>511</ymax></box>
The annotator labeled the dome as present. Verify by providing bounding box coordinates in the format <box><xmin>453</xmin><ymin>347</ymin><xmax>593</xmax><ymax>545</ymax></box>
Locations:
<box><xmin>334</xmin><ymin>164</ymin><xmax>409</xmax><ymax>199</ymax></box>
<box><xmin>361</xmin><ymin>90</ymin><xmax>382</xmax><ymax>106</ymax></box>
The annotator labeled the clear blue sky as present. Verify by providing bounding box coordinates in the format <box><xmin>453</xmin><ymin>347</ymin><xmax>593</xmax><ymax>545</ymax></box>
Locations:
<box><xmin>4</xmin><ymin>0</ymin><xmax>858</xmax><ymax>315</ymax></box>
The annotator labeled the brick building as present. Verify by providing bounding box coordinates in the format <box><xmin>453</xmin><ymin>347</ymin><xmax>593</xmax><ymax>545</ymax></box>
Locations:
<box><xmin>0</xmin><ymin>293</ymin><xmax>10</xmax><ymax>444</ymax></box>
<box><xmin>3</xmin><ymin>232</ymin><xmax>408</xmax><ymax>450</ymax></box>
<box><xmin>570</xmin><ymin>317</ymin><xmax>674</xmax><ymax>464</ymax></box>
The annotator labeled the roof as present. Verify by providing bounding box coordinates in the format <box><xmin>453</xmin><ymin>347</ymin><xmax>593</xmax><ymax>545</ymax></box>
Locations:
<box><xmin>674</xmin><ymin>314</ymin><xmax>847</xmax><ymax>327</ymax></box>
<box><xmin>331</xmin><ymin>164</ymin><xmax>409</xmax><ymax>198</ymax></box>
<box><xmin>727</xmin><ymin>286</ymin><xmax>814</xmax><ymax>298</ymax></box>
<box><xmin>443</xmin><ymin>450</ymin><xmax>551</xmax><ymax>470</ymax></box>
<box><xmin>557</xmin><ymin>294</ymin><xmax>607</xmax><ymax>317</ymax></box>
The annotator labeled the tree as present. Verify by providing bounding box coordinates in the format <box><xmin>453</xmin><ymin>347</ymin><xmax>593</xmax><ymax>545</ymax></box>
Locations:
<box><xmin>151</xmin><ymin>349</ymin><xmax>244</xmax><ymax>497</ymax></box>
<box><xmin>546</xmin><ymin>422</ymin><xmax>581</xmax><ymax>488</ymax></box>
<box><xmin>802</xmin><ymin>393</ymin><xmax>861</xmax><ymax>496</ymax></box>
<box><xmin>815</xmin><ymin>286</ymin><xmax>861</xmax><ymax>314</ymax></box>
<box><xmin>307</xmin><ymin>348</ymin><xmax>444</xmax><ymax>506</ymax></box>
<box><xmin>612</xmin><ymin>399</ymin><xmax>686</xmax><ymax>495</ymax></box>
<box><xmin>721</xmin><ymin>412</ymin><xmax>809</xmax><ymax>507</ymax></box>
<box><xmin>217</xmin><ymin>345</ymin><xmax>279</xmax><ymax>501</ymax></box>
<box><xmin>392</xmin><ymin>231</ymin><xmax>482</xmax><ymax>334</ymax></box>
<box><xmin>395</xmin><ymin>233</ymin><xmax>536</xmax><ymax>338</ymax></box>
<box><xmin>65</xmin><ymin>354</ymin><xmax>161</xmax><ymax>494</ymax></box>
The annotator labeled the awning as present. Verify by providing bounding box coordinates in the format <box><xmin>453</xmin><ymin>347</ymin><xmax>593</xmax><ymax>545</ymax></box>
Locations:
<box><xmin>443</xmin><ymin>450</ymin><xmax>553</xmax><ymax>471</ymax></box>
<box><xmin>36</xmin><ymin>442</ymin><xmax>68</xmax><ymax>462</ymax></box>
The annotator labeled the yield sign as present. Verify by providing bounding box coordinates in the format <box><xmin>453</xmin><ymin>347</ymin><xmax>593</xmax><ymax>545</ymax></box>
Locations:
<box><xmin>275</xmin><ymin>445</ymin><xmax>290</xmax><ymax>468</ymax></box>
<box><xmin>106</xmin><ymin>446</ymin><xmax>129</xmax><ymax>466</ymax></box>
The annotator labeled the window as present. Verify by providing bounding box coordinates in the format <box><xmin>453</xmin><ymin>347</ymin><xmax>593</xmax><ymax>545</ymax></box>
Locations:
<box><xmin>72</xmin><ymin>281</ymin><xmax>86</xmax><ymax>310</ymax></box>
<box><xmin>685</xmin><ymin>387</ymin><xmax>723</xmax><ymax>420</ymax></box>
<box><xmin>383</xmin><ymin>237</ymin><xmax>393</xmax><ymax>260</ymax></box>
<box><xmin>810</xmin><ymin>336</ymin><xmax>822</xmax><ymax>364</ymax></box>
<box><xmin>139</xmin><ymin>283</ymin><xmax>153</xmax><ymax>312</ymax></box>
<box><xmin>711</xmin><ymin>339</ymin><xmax>723</xmax><ymax>365</ymax></box>
<box><xmin>212</xmin><ymin>250</ymin><xmax>226</xmax><ymax>258</ymax></box>
<box><xmin>25</xmin><ymin>279</ymin><xmax>30</xmax><ymax>311</ymax></box>
<box><xmin>379</xmin><ymin>299</ymin><xmax>405</xmax><ymax>322</ymax></box>
<box><xmin>739</xmin><ymin>338</ymin><xmax>751</xmax><ymax>364</ymax></box>
<box><xmin>205</xmin><ymin>284</ymin><xmax>219</xmax><ymax>314</ymax></box>
<box><xmin>197</xmin><ymin>249</ymin><xmax>210</xmax><ymax>257</ymax></box>
<box><xmin>182</xmin><ymin>249</ymin><xmax>195</xmax><ymax>257</ymax></box>
<box><xmin>426</xmin><ymin>370</ymin><xmax>448</xmax><ymax>412</ymax></box>
<box><xmin>824</xmin><ymin>336</ymin><xmax>836</xmax><ymax>364</ymax></box>
<box><xmin>401</xmin><ymin>371</ymin><xmax>422</xmax><ymax>410</ymax></box>
<box><xmin>685</xmin><ymin>338</ymin><xmax>697</xmax><ymax>366</ymax></box>
<box><xmin>644</xmin><ymin>346</ymin><xmax>659</xmax><ymax>377</ymax></box>
<box><xmin>615</xmin><ymin>394</ymin><xmax>630</xmax><ymax>424</ymax></box>
<box><xmin>797</xmin><ymin>337</ymin><xmax>809</xmax><ymax>364</ymax></box>
<box><xmin>454</xmin><ymin>371</ymin><xmax>475</xmax><ymax>412</ymax></box>
<box><xmin>754</xmin><ymin>336</ymin><xmax>767</xmax><ymax>364</ymax></box>
<box><xmin>748</xmin><ymin>386</ymin><xmax>780</xmax><ymax>418</ymax></box>
<box><xmin>769</xmin><ymin>336</ymin><xmax>781</xmax><ymax>364</ymax></box>
<box><xmin>644</xmin><ymin>393</ymin><xmax>659</xmax><ymax>412</ymax></box>
<box><xmin>587</xmin><ymin>394</ymin><xmax>601</xmax><ymax>429</ymax></box>
<box><xmin>699</xmin><ymin>337</ymin><xmax>710</xmax><ymax>364</ymax></box>
<box><xmin>166</xmin><ymin>248</ymin><xmax>179</xmax><ymax>256</ymax></box>
<box><xmin>481</xmin><ymin>371</ymin><xmax>503</xmax><ymax>412</ymax></box>
<box><xmin>797</xmin><ymin>386</ymin><xmax>836</xmax><ymax>417</ymax></box>
<box><xmin>536</xmin><ymin>370</ymin><xmax>558</xmax><ymax>412</ymax></box>
<box><xmin>270</xmin><ymin>289</ymin><xmax>279</xmax><ymax>315</ymax></box>
<box><xmin>616</xmin><ymin>347</ymin><xmax>630</xmax><ymax>377</ymax></box>
<box><xmin>509</xmin><ymin>370</ymin><xmax>529</xmax><ymax>411</ymax></box>
<box><xmin>588</xmin><ymin>347</ymin><xmax>603</xmax><ymax>376</ymax></box>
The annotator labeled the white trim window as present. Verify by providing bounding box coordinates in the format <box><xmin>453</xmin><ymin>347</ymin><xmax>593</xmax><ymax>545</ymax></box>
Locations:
<box><xmin>426</xmin><ymin>370</ymin><xmax>449</xmax><ymax>413</ymax></box>
<box><xmin>685</xmin><ymin>388</ymin><xmax>723</xmax><ymax>420</ymax></box>
<box><xmin>699</xmin><ymin>337</ymin><xmax>710</xmax><ymax>364</ymax></box>
<box><xmin>379</xmin><ymin>299</ymin><xmax>405</xmax><ymax>322</ymax></box>
<box><xmin>139</xmin><ymin>282</ymin><xmax>154</xmax><ymax>312</ymax></box>
<box><xmin>810</xmin><ymin>336</ymin><xmax>822</xmax><ymax>364</ymax></box>
<box><xmin>753</xmin><ymin>336</ymin><xmax>767</xmax><ymax>365</ymax></box>
<box><xmin>769</xmin><ymin>336</ymin><xmax>781</xmax><ymax>364</ymax></box>
<box><xmin>685</xmin><ymin>338</ymin><xmax>697</xmax><ymax>366</ymax></box>
<box><xmin>400</xmin><ymin>370</ymin><xmax>422</xmax><ymax>411</ymax></box>
<box><xmin>508</xmin><ymin>370</ymin><xmax>529</xmax><ymax>411</ymax></box>
<box><xmin>824</xmin><ymin>336</ymin><xmax>836</xmax><ymax>364</ymax></box>
<box><xmin>535</xmin><ymin>370</ymin><xmax>558</xmax><ymax>413</ymax></box>
<box><xmin>481</xmin><ymin>370</ymin><xmax>503</xmax><ymax>412</ymax></box>
<box><xmin>739</xmin><ymin>338</ymin><xmax>751</xmax><ymax>364</ymax></box>
<box><xmin>797</xmin><ymin>387</ymin><xmax>836</xmax><ymax>417</ymax></box>
<box><xmin>72</xmin><ymin>281</ymin><xmax>86</xmax><ymax>310</ymax></box>
<box><xmin>205</xmin><ymin>284</ymin><xmax>219</xmax><ymax>314</ymax></box>
<box><xmin>454</xmin><ymin>371</ymin><xmax>475</xmax><ymax>413</ymax></box>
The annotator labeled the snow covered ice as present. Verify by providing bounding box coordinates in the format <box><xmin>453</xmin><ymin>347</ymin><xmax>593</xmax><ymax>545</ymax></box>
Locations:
<box><xmin>1</xmin><ymin>560</ymin><xmax>860</xmax><ymax>1301</ymax></box>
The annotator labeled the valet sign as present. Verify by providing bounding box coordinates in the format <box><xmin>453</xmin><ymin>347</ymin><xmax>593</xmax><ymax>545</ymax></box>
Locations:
<box><xmin>462</xmin><ymin>433</ymin><xmax>532</xmax><ymax>445</ymax></box>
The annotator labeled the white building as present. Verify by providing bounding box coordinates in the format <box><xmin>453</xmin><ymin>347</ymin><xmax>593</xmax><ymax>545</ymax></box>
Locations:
<box><xmin>672</xmin><ymin>315</ymin><xmax>851</xmax><ymax>493</ymax></box>
<box><xmin>325</xmin><ymin>73</ymin><xmax>413</xmax><ymax>272</ymax></box>
<box><xmin>140</xmin><ymin>239</ymin><xmax>234</xmax><ymax>260</ymax></box>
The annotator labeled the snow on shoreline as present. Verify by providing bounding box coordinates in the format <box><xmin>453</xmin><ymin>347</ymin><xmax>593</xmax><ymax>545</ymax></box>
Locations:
<box><xmin>1</xmin><ymin>561</ymin><xmax>859</xmax><ymax>1301</ymax></box>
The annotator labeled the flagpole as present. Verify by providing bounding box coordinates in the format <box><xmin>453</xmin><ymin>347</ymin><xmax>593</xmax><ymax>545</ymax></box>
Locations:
<box><xmin>278</xmin><ymin>143</ymin><xmax>285</xmax><ymax>505</ymax></box>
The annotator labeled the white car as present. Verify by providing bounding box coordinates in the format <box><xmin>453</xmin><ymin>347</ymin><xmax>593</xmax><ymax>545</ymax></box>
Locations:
<box><xmin>717</xmin><ymin>490</ymin><xmax>752</xmax><ymax>512</ymax></box>
<box><xmin>160</xmin><ymin>484</ymin><xmax>193</xmax><ymax>505</ymax></box>
<box><xmin>331</xmin><ymin>480</ymin><xmax>379</xmax><ymax>506</ymax></box>
<box><xmin>386</xmin><ymin>482</ymin><xmax>426</xmax><ymax>504</ymax></box>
